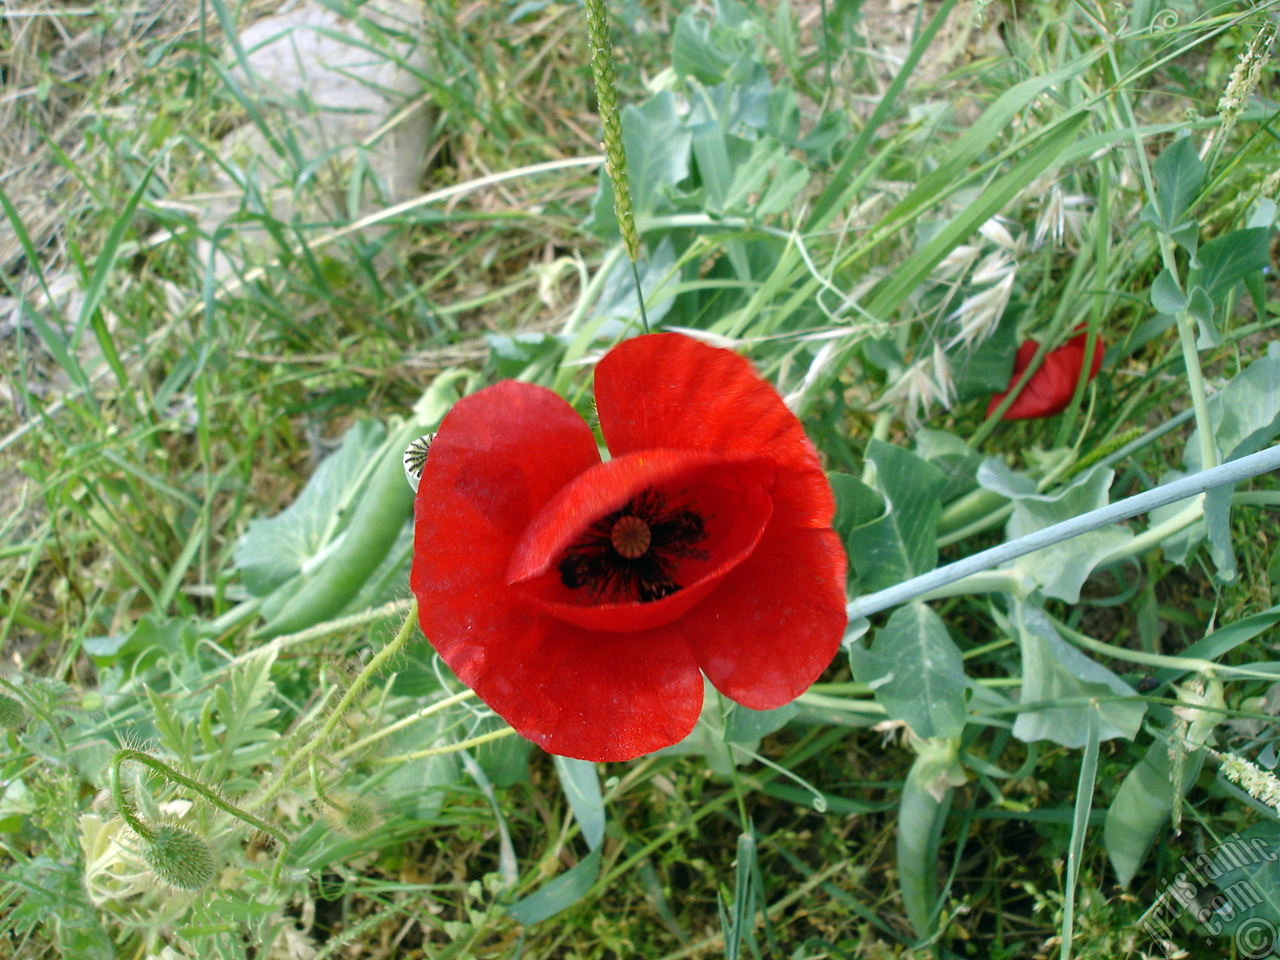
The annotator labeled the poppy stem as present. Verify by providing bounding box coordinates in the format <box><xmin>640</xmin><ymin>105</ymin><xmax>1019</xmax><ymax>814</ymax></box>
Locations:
<box><xmin>332</xmin><ymin>687</ymin><xmax>477</xmax><ymax>761</ymax></box>
<box><xmin>847</xmin><ymin>444</ymin><xmax>1280</xmax><ymax>621</ymax></box>
<box><xmin>251</xmin><ymin>602</ymin><xmax>420</xmax><ymax>813</ymax></box>
<box><xmin>372</xmin><ymin>726</ymin><xmax>518</xmax><ymax>765</ymax></box>
<box><xmin>630</xmin><ymin>258</ymin><xmax>649</xmax><ymax>334</ymax></box>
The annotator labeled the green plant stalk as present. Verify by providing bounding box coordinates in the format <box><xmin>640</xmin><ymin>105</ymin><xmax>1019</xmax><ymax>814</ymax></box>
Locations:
<box><xmin>111</xmin><ymin>747</ymin><xmax>289</xmax><ymax>844</ymax></box>
<box><xmin>1094</xmin><ymin>497</ymin><xmax>1202</xmax><ymax>568</ymax></box>
<box><xmin>333</xmin><ymin>688</ymin><xmax>477</xmax><ymax>761</ymax></box>
<box><xmin>1172</xmin><ymin>305</ymin><xmax>1218</xmax><ymax>471</ymax></box>
<box><xmin>373</xmin><ymin>726</ymin><xmax>517</xmax><ymax>765</ymax></box>
<box><xmin>1053</xmin><ymin>619</ymin><xmax>1280</xmax><ymax>682</ymax></box>
<box><xmin>1099</xmin><ymin>32</ymin><xmax>1218</xmax><ymax>470</ymax></box>
<box><xmin>253</xmin><ymin>603</ymin><xmax>419</xmax><ymax>812</ymax></box>
<box><xmin>936</xmin><ymin>503</ymin><xmax>1013</xmax><ymax>550</ymax></box>
<box><xmin>914</xmin><ymin>568</ymin><xmax>1030</xmax><ymax>604</ymax></box>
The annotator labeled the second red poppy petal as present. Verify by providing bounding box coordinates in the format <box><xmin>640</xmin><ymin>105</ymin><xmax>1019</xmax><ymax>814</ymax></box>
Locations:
<box><xmin>593</xmin><ymin>333</ymin><xmax>835</xmax><ymax>530</ymax></box>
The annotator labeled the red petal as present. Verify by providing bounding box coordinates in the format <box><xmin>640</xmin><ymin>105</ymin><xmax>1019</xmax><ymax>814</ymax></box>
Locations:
<box><xmin>594</xmin><ymin>333</ymin><xmax>834</xmax><ymax>529</ymax></box>
<box><xmin>987</xmin><ymin>332</ymin><xmax>1104</xmax><ymax>420</ymax></box>
<box><xmin>682</xmin><ymin>524</ymin><xmax>848</xmax><ymax>709</ymax></box>
<box><xmin>424</xmin><ymin>598</ymin><xmax>704</xmax><ymax>761</ymax></box>
<box><xmin>411</xmin><ymin>380</ymin><xmax>705</xmax><ymax>762</ymax></box>
<box><xmin>510</xmin><ymin>451</ymin><xmax>775</xmax><ymax>632</ymax></box>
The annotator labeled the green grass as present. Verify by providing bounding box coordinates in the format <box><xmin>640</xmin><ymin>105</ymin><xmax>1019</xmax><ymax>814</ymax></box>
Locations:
<box><xmin>3</xmin><ymin>0</ymin><xmax>1280</xmax><ymax>957</ymax></box>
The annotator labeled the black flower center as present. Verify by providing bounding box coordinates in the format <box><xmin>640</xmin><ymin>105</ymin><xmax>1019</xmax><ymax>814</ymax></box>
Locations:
<box><xmin>558</xmin><ymin>488</ymin><xmax>708</xmax><ymax>603</ymax></box>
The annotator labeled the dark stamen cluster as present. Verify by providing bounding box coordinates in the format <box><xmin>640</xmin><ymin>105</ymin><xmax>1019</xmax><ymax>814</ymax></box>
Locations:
<box><xmin>559</xmin><ymin>488</ymin><xmax>708</xmax><ymax>603</ymax></box>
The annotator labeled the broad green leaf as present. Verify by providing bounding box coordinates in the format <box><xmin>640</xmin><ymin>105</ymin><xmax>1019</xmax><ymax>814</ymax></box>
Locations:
<box><xmin>851</xmin><ymin>441</ymin><xmax>946</xmax><ymax>592</ymax></box>
<box><xmin>672</xmin><ymin>13</ymin><xmax>739</xmax><ymax>84</ymax></box>
<box><xmin>723</xmin><ymin>701</ymin><xmax>798</xmax><ymax>742</ymax></box>
<box><xmin>1188</xmin><ymin>285</ymin><xmax>1221</xmax><ymax>348</ymax></box>
<box><xmin>671</xmin><ymin>0</ymin><xmax>755</xmax><ymax>85</ymax></box>
<box><xmin>83</xmin><ymin>614</ymin><xmax>200</xmax><ymax>666</ymax></box>
<box><xmin>553</xmin><ymin>756</ymin><xmax>605</xmax><ymax>850</ymax></box>
<box><xmin>1184</xmin><ymin>822</ymin><xmax>1280</xmax><ymax>948</ymax></box>
<box><xmin>472</xmin><ymin>726</ymin><xmax>533</xmax><ymax>788</ymax></box>
<box><xmin>978</xmin><ymin>462</ymin><xmax>1133</xmax><ymax>603</ymax></box>
<box><xmin>848</xmin><ymin>602</ymin><xmax>968</xmax><ymax>740</ymax></box>
<box><xmin>256</xmin><ymin>371</ymin><xmax>471</xmax><ymax>637</ymax></box>
<box><xmin>381</xmin><ymin>708</ymin><xmax>463</xmax><ymax>822</ymax></box>
<box><xmin>487</xmin><ymin>331</ymin><xmax>564</xmax><ymax>379</ymax></box>
<box><xmin>233</xmin><ymin>420</ymin><xmax>386</xmax><ymax>596</ymax></box>
<box><xmin>691</xmin><ymin>127</ymin><xmax>754</xmax><ymax>215</ymax></box>
<box><xmin>1142</xmin><ymin>137</ymin><xmax>1205</xmax><ymax>234</ymax></box>
<box><xmin>914</xmin><ymin>429</ymin><xmax>983</xmax><ymax>503</ymax></box>
<box><xmin>1188</xmin><ymin>344</ymin><xmax>1280</xmax><ymax>580</ymax></box>
<box><xmin>1248</xmin><ymin>198</ymin><xmax>1278</xmax><ymax>229</ymax></box>
<box><xmin>505</xmin><ymin>848</ymin><xmax>603</xmax><ymax>926</ymax></box>
<box><xmin>1009</xmin><ymin>601</ymin><xmax>1144</xmax><ymax>747</ymax></box>
<box><xmin>1149</xmin><ymin>269</ymin><xmax>1186</xmax><ymax>314</ymax></box>
<box><xmin>657</xmin><ymin>681</ymin><xmax>774</xmax><ymax>775</ymax></box>
<box><xmin>1191</xmin><ymin>227</ymin><xmax>1270</xmax><ymax>303</ymax></box>
<box><xmin>830</xmin><ymin>472</ymin><xmax>885</xmax><ymax>589</ymax></box>
<box><xmin>1104</xmin><ymin>736</ymin><xmax>1205</xmax><ymax>888</ymax></box>
<box><xmin>754</xmin><ymin>154</ymin><xmax>809</xmax><ymax>216</ymax></box>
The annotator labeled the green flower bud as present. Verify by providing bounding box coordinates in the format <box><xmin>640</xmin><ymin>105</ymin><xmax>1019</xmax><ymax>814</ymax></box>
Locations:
<box><xmin>321</xmin><ymin>794</ymin><xmax>380</xmax><ymax>837</ymax></box>
<box><xmin>142</xmin><ymin>824</ymin><xmax>217</xmax><ymax>891</ymax></box>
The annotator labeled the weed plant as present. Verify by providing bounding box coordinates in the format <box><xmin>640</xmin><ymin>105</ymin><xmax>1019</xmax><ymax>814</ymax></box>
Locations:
<box><xmin>3</xmin><ymin>0</ymin><xmax>1280</xmax><ymax>958</ymax></box>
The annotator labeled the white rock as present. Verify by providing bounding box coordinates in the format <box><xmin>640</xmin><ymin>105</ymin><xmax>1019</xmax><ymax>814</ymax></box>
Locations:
<box><xmin>198</xmin><ymin>0</ymin><xmax>434</xmax><ymax>277</ymax></box>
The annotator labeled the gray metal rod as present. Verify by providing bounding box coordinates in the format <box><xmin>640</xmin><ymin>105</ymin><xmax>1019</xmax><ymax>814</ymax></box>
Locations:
<box><xmin>846</xmin><ymin>444</ymin><xmax>1280</xmax><ymax>621</ymax></box>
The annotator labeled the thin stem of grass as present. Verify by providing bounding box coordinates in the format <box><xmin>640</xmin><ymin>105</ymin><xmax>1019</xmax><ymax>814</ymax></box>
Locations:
<box><xmin>251</xmin><ymin>603</ymin><xmax>419</xmax><ymax>811</ymax></box>
<box><xmin>333</xmin><ymin>688</ymin><xmax>477</xmax><ymax>761</ymax></box>
<box><xmin>1097</xmin><ymin>21</ymin><xmax>1218</xmax><ymax>470</ymax></box>
<box><xmin>373</xmin><ymin>726</ymin><xmax>516</xmax><ymax>765</ymax></box>
<box><xmin>111</xmin><ymin>749</ymin><xmax>289</xmax><ymax>850</ymax></box>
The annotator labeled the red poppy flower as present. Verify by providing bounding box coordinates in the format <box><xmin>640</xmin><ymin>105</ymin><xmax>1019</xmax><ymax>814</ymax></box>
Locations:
<box><xmin>986</xmin><ymin>330</ymin><xmax>1104</xmax><ymax>420</ymax></box>
<box><xmin>410</xmin><ymin>333</ymin><xmax>848</xmax><ymax>762</ymax></box>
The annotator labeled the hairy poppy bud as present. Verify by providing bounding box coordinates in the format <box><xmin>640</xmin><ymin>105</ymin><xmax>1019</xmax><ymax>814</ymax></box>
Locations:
<box><xmin>142</xmin><ymin>824</ymin><xmax>217</xmax><ymax>891</ymax></box>
<box><xmin>321</xmin><ymin>794</ymin><xmax>379</xmax><ymax>837</ymax></box>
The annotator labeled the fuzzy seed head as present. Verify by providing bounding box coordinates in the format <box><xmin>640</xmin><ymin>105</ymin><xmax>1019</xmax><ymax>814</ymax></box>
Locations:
<box><xmin>1217</xmin><ymin>752</ymin><xmax>1280</xmax><ymax>813</ymax></box>
<box><xmin>142</xmin><ymin>824</ymin><xmax>217</xmax><ymax>891</ymax></box>
<box><xmin>322</xmin><ymin>794</ymin><xmax>380</xmax><ymax>837</ymax></box>
<box><xmin>1218</xmin><ymin>20</ymin><xmax>1277</xmax><ymax>127</ymax></box>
